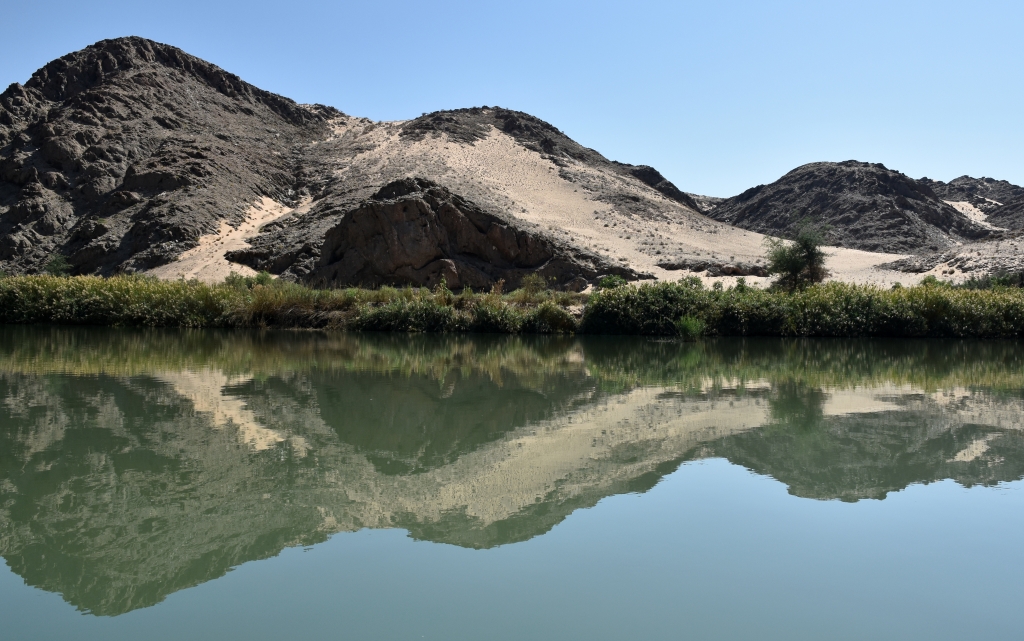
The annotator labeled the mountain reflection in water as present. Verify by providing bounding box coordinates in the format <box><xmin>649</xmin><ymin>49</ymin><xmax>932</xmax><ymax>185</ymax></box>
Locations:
<box><xmin>1</xmin><ymin>327</ymin><xmax>1023</xmax><ymax>616</ymax></box>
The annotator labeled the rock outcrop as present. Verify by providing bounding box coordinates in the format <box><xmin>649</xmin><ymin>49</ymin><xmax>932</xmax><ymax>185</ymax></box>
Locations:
<box><xmin>232</xmin><ymin>178</ymin><xmax>638</xmax><ymax>290</ymax></box>
<box><xmin>705</xmin><ymin>161</ymin><xmax>991</xmax><ymax>253</ymax></box>
<box><xmin>656</xmin><ymin>258</ymin><xmax>766</xmax><ymax>277</ymax></box>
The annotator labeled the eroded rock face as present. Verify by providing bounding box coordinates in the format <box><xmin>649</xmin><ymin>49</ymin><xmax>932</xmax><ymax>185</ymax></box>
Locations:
<box><xmin>707</xmin><ymin>161</ymin><xmax>992</xmax><ymax>253</ymax></box>
<box><xmin>303</xmin><ymin>178</ymin><xmax>635</xmax><ymax>290</ymax></box>
<box><xmin>0</xmin><ymin>36</ymin><xmax>334</xmax><ymax>275</ymax></box>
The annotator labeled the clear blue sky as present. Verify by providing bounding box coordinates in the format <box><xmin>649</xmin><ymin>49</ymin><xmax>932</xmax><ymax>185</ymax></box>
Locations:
<box><xmin>2</xmin><ymin>0</ymin><xmax>1021</xmax><ymax>197</ymax></box>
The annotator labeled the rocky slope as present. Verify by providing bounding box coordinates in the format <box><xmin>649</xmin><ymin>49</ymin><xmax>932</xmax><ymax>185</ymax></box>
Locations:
<box><xmin>920</xmin><ymin>175</ymin><xmax>1024</xmax><ymax>216</ymax></box>
<box><xmin>0</xmin><ymin>37</ymin><xmax>711</xmax><ymax>288</ymax></box>
<box><xmin>0</xmin><ymin>36</ymin><xmax>334</xmax><ymax>274</ymax></box>
<box><xmin>269</xmin><ymin>177</ymin><xmax>633</xmax><ymax>290</ymax></box>
<box><xmin>705</xmin><ymin>161</ymin><xmax>991</xmax><ymax>253</ymax></box>
<box><xmin>985</xmin><ymin>196</ymin><xmax>1024</xmax><ymax>230</ymax></box>
<box><xmin>4</xmin><ymin>37</ymin><xmax>1020</xmax><ymax>287</ymax></box>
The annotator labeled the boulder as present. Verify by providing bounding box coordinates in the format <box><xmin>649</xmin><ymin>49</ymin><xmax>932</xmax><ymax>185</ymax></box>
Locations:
<box><xmin>308</xmin><ymin>178</ymin><xmax>637</xmax><ymax>290</ymax></box>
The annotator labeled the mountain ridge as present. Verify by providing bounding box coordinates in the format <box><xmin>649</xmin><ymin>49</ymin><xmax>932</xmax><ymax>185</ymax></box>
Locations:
<box><xmin>2</xmin><ymin>37</ymin><xmax>1023</xmax><ymax>286</ymax></box>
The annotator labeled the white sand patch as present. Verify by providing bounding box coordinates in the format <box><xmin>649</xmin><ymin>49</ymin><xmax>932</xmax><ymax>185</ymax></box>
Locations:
<box><xmin>944</xmin><ymin>200</ymin><xmax>1005</xmax><ymax>230</ymax></box>
<box><xmin>155</xmin><ymin>368</ymin><xmax>308</xmax><ymax>454</ymax></box>
<box><xmin>949</xmin><ymin>434</ymin><xmax>999</xmax><ymax>463</ymax></box>
<box><xmin>823</xmin><ymin>386</ymin><xmax>908</xmax><ymax>416</ymax></box>
<box><xmin>147</xmin><ymin>196</ymin><xmax>311</xmax><ymax>283</ymax></box>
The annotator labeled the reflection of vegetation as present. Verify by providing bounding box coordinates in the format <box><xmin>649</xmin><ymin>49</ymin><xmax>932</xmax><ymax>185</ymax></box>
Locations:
<box><xmin>4</xmin><ymin>327</ymin><xmax>1024</xmax><ymax>393</ymax></box>
<box><xmin>2</xmin><ymin>328</ymin><xmax>1024</xmax><ymax>616</ymax></box>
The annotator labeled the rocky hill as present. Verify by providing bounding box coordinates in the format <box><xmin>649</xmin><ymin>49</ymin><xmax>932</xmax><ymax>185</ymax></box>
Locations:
<box><xmin>705</xmin><ymin>161</ymin><xmax>991</xmax><ymax>253</ymax></box>
<box><xmin>4</xmin><ymin>37</ymin><xmax>1021</xmax><ymax>286</ymax></box>
<box><xmin>0</xmin><ymin>37</ymin><xmax>725</xmax><ymax>287</ymax></box>
<box><xmin>0</xmin><ymin>36</ymin><xmax>334</xmax><ymax>274</ymax></box>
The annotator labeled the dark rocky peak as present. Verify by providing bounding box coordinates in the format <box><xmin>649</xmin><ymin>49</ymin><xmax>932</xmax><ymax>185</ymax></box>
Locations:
<box><xmin>705</xmin><ymin>160</ymin><xmax>991</xmax><ymax>253</ymax></box>
<box><xmin>0</xmin><ymin>37</ymin><xmax>340</xmax><ymax>276</ymax></box>
<box><xmin>400</xmin><ymin>106</ymin><xmax>589</xmax><ymax>161</ymax></box>
<box><xmin>14</xmin><ymin>36</ymin><xmax>324</xmax><ymax>128</ymax></box>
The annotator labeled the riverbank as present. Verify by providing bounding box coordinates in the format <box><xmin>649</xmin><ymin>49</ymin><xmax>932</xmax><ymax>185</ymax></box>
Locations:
<box><xmin>1</xmin><ymin>274</ymin><xmax>1022</xmax><ymax>338</ymax></box>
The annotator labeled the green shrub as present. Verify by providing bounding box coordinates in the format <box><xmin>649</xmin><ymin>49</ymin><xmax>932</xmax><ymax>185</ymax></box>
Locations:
<box><xmin>353</xmin><ymin>299</ymin><xmax>466</xmax><ymax>333</ymax></box>
<box><xmin>2</xmin><ymin>274</ymin><xmax>1023</xmax><ymax>338</ymax></box>
<box><xmin>675</xmin><ymin>315</ymin><xmax>706</xmax><ymax>341</ymax></box>
<box><xmin>470</xmin><ymin>300</ymin><xmax>524</xmax><ymax>333</ymax></box>
<box><xmin>597</xmin><ymin>275</ymin><xmax>628</xmax><ymax>290</ymax></box>
<box><xmin>523</xmin><ymin>301</ymin><xmax>578</xmax><ymax>334</ymax></box>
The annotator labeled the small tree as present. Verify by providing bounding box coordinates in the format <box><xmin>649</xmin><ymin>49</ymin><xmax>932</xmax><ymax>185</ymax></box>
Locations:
<box><xmin>764</xmin><ymin>226</ymin><xmax>829</xmax><ymax>290</ymax></box>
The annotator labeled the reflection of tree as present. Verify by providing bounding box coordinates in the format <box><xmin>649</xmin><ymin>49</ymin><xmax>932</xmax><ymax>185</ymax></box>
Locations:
<box><xmin>711</xmin><ymin>383</ymin><xmax>1024</xmax><ymax>501</ymax></box>
<box><xmin>767</xmin><ymin>380</ymin><xmax>829</xmax><ymax>431</ymax></box>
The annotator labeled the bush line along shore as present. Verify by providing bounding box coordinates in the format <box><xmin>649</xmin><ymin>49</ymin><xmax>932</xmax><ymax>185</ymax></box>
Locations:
<box><xmin>2</xmin><ymin>273</ymin><xmax>1023</xmax><ymax>338</ymax></box>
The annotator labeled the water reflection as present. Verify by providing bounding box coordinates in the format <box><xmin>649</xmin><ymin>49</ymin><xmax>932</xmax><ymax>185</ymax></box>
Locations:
<box><xmin>1</xmin><ymin>327</ymin><xmax>1022</xmax><ymax>615</ymax></box>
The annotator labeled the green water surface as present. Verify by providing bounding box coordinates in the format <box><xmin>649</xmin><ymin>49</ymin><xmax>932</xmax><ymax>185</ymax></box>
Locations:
<box><xmin>0</xmin><ymin>327</ymin><xmax>1022</xmax><ymax>640</ymax></box>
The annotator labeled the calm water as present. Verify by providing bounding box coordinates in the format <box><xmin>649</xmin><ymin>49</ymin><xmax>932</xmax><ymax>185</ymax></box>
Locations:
<box><xmin>1</xmin><ymin>327</ymin><xmax>1023</xmax><ymax>640</ymax></box>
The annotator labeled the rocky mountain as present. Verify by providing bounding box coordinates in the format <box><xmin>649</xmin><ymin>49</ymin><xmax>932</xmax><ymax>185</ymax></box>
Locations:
<box><xmin>0</xmin><ymin>37</ymin><xmax>719</xmax><ymax>287</ymax></box>
<box><xmin>705</xmin><ymin>161</ymin><xmax>992</xmax><ymax>253</ymax></box>
<box><xmin>0</xmin><ymin>36</ymin><xmax>333</xmax><ymax>274</ymax></box>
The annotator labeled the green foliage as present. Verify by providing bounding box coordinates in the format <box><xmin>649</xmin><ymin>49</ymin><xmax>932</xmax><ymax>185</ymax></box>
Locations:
<box><xmin>223</xmin><ymin>270</ymin><xmax>275</xmax><ymax>290</ymax></box>
<box><xmin>43</xmin><ymin>255</ymin><xmax>72</xmax><ymax>276</ymax></box>
<box><xmin>353</xmin><ymin>299</ymin><xmax>466</xmax><ymax>333</ymax></box>
<box><xmin>596</xmin><ymin>275</ymin><xmax>628</xmax><ymax>290</ymax></box>
<box><xmin>2</xmin><ymin>275</ymin><xmax>1023</xmax><ymax>338</ymax></box>
<box><xmin>957</xmin><ymin>271</ymin><xmax>1024</xmax><ymax>290</ymax></box>
<box><xmin>580</xmin><ymin>280</ymin><xmax>1024</xmax><ymax>338</ymax></box>
<box><xmin>0</xmin><ymin>275</ymin><xmax>233</xmax><ymax>327</ymax></box>
<box><xmin>764</xmin><ymin>226</ymin><xmax>829</xmax><ymax>290</ymax></box>
<box><xmin>523</xmin><ymin>301</ymin><xmax>578</xmax><ymax>334</ymax></box>
<box><xmin>520</xmin><ymin>273</ymin><xmax>547</xmax><ymax>294</ymax></box>
<box><xmin>675</xmin><ymin>315</ymin><xmax>706</xmax><ymax>341</ymax></box>
<box><xmin>469</xmin><ymin>300</ymin><xmax>524</xmax><ymax>333</ymax></box>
